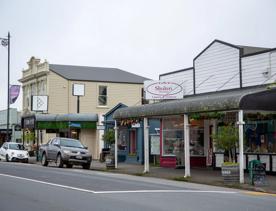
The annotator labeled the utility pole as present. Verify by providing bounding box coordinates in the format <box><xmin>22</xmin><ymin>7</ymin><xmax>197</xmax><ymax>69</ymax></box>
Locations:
<box><xmin>0</xmin><ymin>32</ymin><xmax>10</xmax><ymax>142</ymax></box>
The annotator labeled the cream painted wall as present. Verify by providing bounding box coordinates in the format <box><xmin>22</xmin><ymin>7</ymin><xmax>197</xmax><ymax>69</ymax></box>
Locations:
<box><xmin>80</xmin><ymin>129</ymin><xmax>97</xmax><ymax>159</ymax></box>
<box><xmin>68</xmin><ymin>80</ymin><xmax>143</xmax><ymax>114</ymax></box>
<box><xmin>48</xmin><ymin>72</ymin><xmax>69</xmax><ymax>114</ymax></box>
<box><xmin>43</xmin><ymin>132</ymin><xmax>56</xmax><ymax>144</ymax></box>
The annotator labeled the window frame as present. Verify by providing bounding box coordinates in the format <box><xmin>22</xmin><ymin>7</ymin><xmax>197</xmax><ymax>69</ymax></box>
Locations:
<box><xmin>98</xmin><ymin>85</ymin><xmax>108</xmax><ymax>106</ymax></box>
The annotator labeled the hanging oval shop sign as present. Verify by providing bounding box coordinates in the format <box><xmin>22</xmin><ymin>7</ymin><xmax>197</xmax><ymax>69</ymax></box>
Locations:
<box><xmin>144</xmin><ymin>80</ymin><xmax>184</xmax><ymax>99</ymax></box>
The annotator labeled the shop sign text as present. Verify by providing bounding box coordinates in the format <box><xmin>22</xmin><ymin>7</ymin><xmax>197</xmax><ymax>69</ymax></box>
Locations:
<box><xmin>144</xmin><ymin>80</ymin><xmax>184</xmax><ymax>100</ymax></box>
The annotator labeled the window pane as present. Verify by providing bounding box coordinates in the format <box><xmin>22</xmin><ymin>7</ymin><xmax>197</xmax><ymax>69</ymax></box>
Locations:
<box><xmin>98</xmin><ymin>95</ymin><xmax>107</xmax><ymax>105</ymax></box>
<box><xmin>99</xmin><ymin>86</ymin><xmax>107</xmax><ymax>95</ymax></box>
<box><xmin>98</xmin><ymin>86</ymin><xmax>107</xmax><ymax>106</ymax></box>
<box><xmin>162</xmin><ymin>116</ymin><xmax>184</xmax><ymax>164</ymax></box>
<box><xmin>190</xmin><ymin>127</ymin><xmax>204</xmax><ymax>155</ymax></box>
<box><xmin>244</xmin><ymin>120</ymin><xmax>276</xmax><ymax>153</ymax></box>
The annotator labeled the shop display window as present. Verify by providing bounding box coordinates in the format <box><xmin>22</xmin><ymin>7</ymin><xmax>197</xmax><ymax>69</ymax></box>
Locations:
<box><xmin>245</xmin><ymin>120</ymin><xmax>276</xmax><ymax>153</ymax></box>
<box><xmin>118</xmin><ymin>127</ymin><xmax>128</xmax><ymax>150</ymax></box>
<box><xmin>190</xmin><ymin>126</ymin><xmax>204</xmax><ymax>156</ymax></box>
<box><xmin>162</xmin><ymin>116</ymin><xmax>184</xmax><ymax>158</ymax></box>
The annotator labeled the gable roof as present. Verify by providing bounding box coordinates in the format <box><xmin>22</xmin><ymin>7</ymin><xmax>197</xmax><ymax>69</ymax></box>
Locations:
<box><xmin>194</xmin><ymin>39</ymin><xmax>273</xmax><ymax>61</ymax></box>
<box><xmin>49</xmin><ymin>64</ymin><xmax>150</xmax><ymax>84</ymax></box>
<box><xmin>194</xmin><ymin>39</ymin><xmax>241</xmax><ymax>61</ymax></box>
<box><xmin>104</xmin><ymin>103</ymin><xmax>127</xmax><ymax>118</ymax></box>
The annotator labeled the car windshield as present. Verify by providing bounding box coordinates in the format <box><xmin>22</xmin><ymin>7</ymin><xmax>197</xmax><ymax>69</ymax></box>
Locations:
<box><xmin>60</xmin><ymin>138</ymin><xmax>84</xmax><ymax>148</ymax></box>
<box><xmin>9</xmin><ymin>144</ymin><xmax>25</xmax><ymax>150</ymax></box>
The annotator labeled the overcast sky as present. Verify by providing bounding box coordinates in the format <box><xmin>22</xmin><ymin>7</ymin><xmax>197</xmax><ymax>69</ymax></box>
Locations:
<box><xmin>0</xmin><ymin>0</ymin><xmax>276</xmax><ymax>111</ymax></box>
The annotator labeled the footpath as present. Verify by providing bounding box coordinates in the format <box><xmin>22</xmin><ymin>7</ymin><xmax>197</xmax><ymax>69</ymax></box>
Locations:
<box><xmin>90</xmin><ymin>160</ymin><xmax>276</xmax><ymax>194</ymax></box>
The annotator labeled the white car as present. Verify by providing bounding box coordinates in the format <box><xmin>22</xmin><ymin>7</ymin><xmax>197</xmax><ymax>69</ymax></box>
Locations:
<box><xmin>0</xmin><ymin>142</ymin><xmax>29</xmax><ymax>163</ymax></box>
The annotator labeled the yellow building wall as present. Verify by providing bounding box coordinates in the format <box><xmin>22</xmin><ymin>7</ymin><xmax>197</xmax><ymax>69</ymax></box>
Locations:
<box><xmin>47</xmin><ymin>72</ymin><xmax>70</xmax><ymax>114</ymax></box>
<box><xmin>47</xmin><ymin>73</ymin><xmax>143</xmax><ymax>115</ymax></box>
<box><xmin>80</xmin><ymin>129</ymin><xmax>97</xmax><ymax>159</ymax></box>
<box><xmin>68</xmin><ymin>80</ymin><xmax>143</xmax><ymax>115</ymax></box>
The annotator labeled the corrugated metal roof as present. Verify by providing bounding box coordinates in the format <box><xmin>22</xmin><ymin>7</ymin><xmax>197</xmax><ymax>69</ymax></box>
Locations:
<box><xmin>113</xmin><ymin>87</ymin><xmax>276</xmax><ymax>119</ymax></box>
<box><xmin>36</xmin><ymin>114</ymin><xmax>57</xmax><ymax>122</ymax></box>
<box><xmin>35</xmin><ymin>113</ymin><xmax>98</xmax><ymax>122</ymax></box>
<box><xmin>49</xmin><ymin>64</ymin><xmax>150</xmax><ymax>84</ymax></box>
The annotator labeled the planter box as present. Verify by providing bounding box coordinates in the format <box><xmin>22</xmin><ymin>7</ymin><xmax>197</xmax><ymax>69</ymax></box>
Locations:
<box><xmin>221</xmin><ymin>163</ymin><xmax>239</xmax><ymax>183</ymax></box>
<box><xmin>105</xmin><ymin>154</ymin><xmax>115</xmax><ymax>169</ymax></box>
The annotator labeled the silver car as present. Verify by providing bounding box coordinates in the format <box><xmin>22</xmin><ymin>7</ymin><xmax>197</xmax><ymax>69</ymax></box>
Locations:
<box><xmin>39</xmin><ymin>137</ymin><xmax>92</xmax><ymax>169</ymax></box>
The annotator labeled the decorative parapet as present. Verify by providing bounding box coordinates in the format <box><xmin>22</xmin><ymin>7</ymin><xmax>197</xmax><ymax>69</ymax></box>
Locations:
<box><xmin>21</xmin><ymin>57</ymin><xmax>49</xmax><ymax>79</ymax></box>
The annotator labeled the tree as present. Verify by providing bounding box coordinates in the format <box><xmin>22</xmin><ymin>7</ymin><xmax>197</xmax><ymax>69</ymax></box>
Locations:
<box><xmin>212</xmin><ymin>125</ymin><xmax>238</xmax><ymax>163</ymax></box>
<box><xmin>103</xmin><ymin>129</ymin><xmax>115</xmax><ymax>146</ymax></box>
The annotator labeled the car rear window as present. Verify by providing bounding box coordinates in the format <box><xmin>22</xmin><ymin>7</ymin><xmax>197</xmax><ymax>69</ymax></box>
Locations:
<box><xmin>60</xmin><ymin>138</ymin><xmax>84</xmax><ymax>148</ymax></box>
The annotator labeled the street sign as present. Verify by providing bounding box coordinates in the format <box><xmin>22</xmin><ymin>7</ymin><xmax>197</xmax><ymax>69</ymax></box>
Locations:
<box><xmin>97</xmin><ymin>125</ymin><xmax>105</xmax><ymax>130</ymax></box>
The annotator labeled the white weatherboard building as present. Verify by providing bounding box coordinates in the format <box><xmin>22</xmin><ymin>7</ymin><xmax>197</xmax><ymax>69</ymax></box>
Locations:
<box><xmin>114</xmin><ymin>39</ymin><xmax>276</xmax><ymax>183</ymax></box>
<box><xmin>160</xmin><ymin>40</ymin><xmax>276</xmax><ymax>95</ymax></box>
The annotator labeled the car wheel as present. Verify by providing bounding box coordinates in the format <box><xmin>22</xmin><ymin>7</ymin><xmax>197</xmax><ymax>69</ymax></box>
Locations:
<box><xmin>56</xmin><ymin>154</ymin><xmax>64</xmax><ymax>168</ymax></box>
<box><xmin>24</xmin><ymin>159</ymin><xmax>29</xmax><ymax>163</ymax></box>
<box><xmin>5</xmin><ymin>154</ymin><xmax>9</xmax><ymax>162</ymax></box>
<box><xmin>82</xmin><ymin>162</ymin><xmax>91</xmax><ymax>170</ymax></box>
<box><xmin>41</xmin><ymin>153</ymin><xmax>48</xmax><ymax>166</ymax></box>
<box><xmin>66</xmin><ymin>164</ymin><xmax>73</xmax><ymax>168</ymax></box>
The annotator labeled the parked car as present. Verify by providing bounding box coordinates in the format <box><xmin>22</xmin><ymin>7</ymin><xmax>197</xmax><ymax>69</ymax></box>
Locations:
<box><xmin>0</xmin><ymin>142</ymin><xmax>29</xmax><ymax>163</ymax></box>
<box><xmin>39</xmin><ymin>137</ymin><xmax>92</xmax><ymax>169</ymax></box>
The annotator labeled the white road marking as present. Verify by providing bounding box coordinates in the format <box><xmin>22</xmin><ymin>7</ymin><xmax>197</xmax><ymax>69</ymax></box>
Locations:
<box><xmin>94</xmin><ymin>190</ymin><xmax>237</xmax><ymax>194</ymax></box>
<box><xmin>0</xmin><ymin>173</ymin><xmax>96</xmax><ymax>193</ymax></box>
<box><xmin>0</xmin><ymin>173</ymin><xmax>237</xmax><ymax>195</ymax></box>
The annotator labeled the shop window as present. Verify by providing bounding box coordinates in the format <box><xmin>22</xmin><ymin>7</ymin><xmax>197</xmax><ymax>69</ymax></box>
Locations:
<box><xmin>162</xmin><ymin>116</ymin><xmax>184</xmax><ymax>159</ymax></box>
<box><xmin>245</xmin><ymin>120</ymin><xmax>276</xmax><ymax>153</ymax></box>
<box><xmin>190</xmin><ymin>126</ymin><xmax>204</xmax><ymax>156</ymax></box>
<box><xmin>71</xmin><ymin>129</ymin><xmax>79</xmax><ymax>139</ymax></box>
<box><xmin>98</xmin><ymin>86</ymin><xmax>107</xmax><ymax>106</ymax></box>
<box><xmin>118</xmin><ymin>127</ymin><xmax>127</xmax><ymax>150</ymax></box>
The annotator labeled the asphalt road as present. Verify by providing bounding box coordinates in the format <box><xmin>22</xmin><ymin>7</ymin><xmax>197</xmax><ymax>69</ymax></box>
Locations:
<box><xmin>0</xmin><ymin>162</ymin><xmax>275</xmax><ymax>211</ymax></box>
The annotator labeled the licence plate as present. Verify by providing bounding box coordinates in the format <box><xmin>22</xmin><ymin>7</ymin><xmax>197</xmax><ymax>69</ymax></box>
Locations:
<box><xmin>76</xmin><ymin>155</ymin><xmax>82</xmax><ymax>159</ymax></box>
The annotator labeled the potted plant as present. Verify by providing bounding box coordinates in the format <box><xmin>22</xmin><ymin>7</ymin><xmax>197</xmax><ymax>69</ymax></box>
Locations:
<box><xmin>24</xmin><ymin>131</ymin><xmax>35</xmax><ymax>156</ymax></box>
<box><xmin>102</xmin><ymin>129</ymin><xmax>115</xmax><ymax>168</ymax></box>
<box><xmin>103</xmin><ymin>129</ymin><xmax>115</xmax><ymax>147</ymax></box>
<box><xmin>212</xmin><ymin>124</ymin><xmax>239</xmax><ymax>182</ymax></box>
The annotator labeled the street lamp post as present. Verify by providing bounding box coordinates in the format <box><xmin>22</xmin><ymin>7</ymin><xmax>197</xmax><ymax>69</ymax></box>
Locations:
<box><xmin>0</xmin><ymin>32</ymin><xmax>10</xmax><ymax>142</ymax></box>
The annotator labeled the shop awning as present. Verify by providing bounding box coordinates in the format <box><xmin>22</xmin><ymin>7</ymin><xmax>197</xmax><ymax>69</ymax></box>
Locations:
<box><xmin>113</xmin><ymin>87</ymin><xmax>276</xmax><ymax>119</ymax></box>
<box><xmin>35</xmin><ymin>113</ymin><xmax>98</xmax><ymax>122</ymax></box>
<box><xmin>22</xmin><ymin>113</ymin><xmax>98</xmax><ymax>129</ymax></box>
